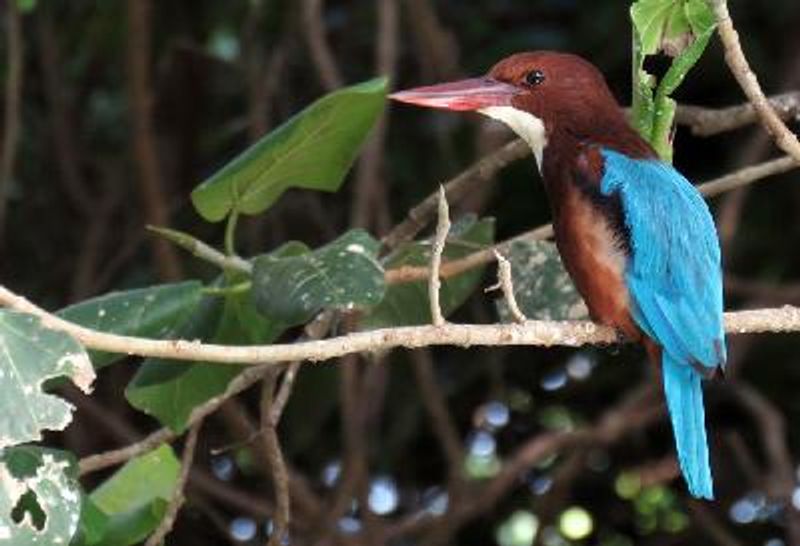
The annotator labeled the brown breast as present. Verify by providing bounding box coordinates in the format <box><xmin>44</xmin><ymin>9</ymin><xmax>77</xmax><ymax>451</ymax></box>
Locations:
<box><xmin>553</xmin><ymin>184</ymin><xmax>641</xmax><ymax>340</ymax></box>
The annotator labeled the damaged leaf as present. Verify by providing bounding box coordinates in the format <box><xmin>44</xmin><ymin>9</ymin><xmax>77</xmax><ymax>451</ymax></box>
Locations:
<box><xmin>252</xmin><ymin>229</ymin><xmax>385</xmax><ymax>326</ymax></box>
<box><xmin>0</xmin><ymin>311</ymin><xmax>94</xmax><ymax>449</ymax></box>
<box><xmin>0</xmin><ymin>447</ymin><xmax>81</xmax><ymax>545</ymax></box>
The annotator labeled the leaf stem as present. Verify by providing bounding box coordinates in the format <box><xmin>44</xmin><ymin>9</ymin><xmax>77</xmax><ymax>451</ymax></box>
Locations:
<box><xmin>224</xmin><ymin>210</ymin><xmax>240</xmax><ymax>257</ymax></box>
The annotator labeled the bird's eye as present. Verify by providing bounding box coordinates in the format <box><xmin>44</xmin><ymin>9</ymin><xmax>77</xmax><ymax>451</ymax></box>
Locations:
<box><xmin>524</xmin><ymin>69</ymin><xmax>545</xmax><ymax>87</ymax></box>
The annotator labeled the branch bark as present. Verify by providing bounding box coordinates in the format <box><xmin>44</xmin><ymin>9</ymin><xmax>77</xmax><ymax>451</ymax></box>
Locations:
<box><xmin>3</xmin><ymin>284</ymin><xmax>799</xmax><ymax>366</ymax></box>
<box><xmin>711</xmin><ymin>0</ymin><xmax>800</xmax><ymax>163</ymax></box>
<box><xmin>144</xmin><ymin>419</ymin><xmax>203</xmax><ymax>546</ymax></box>
<box><xmin>675</xmin><ymin>92</ymin><xmax>800</xmax><ymax>137</ymax></box>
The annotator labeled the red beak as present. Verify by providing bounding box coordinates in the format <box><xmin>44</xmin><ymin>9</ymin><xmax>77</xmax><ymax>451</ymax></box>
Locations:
<box><xmin>389</xmin><ymin>77</ymin><xmax>519</xmax><ymax>111</ymax></box>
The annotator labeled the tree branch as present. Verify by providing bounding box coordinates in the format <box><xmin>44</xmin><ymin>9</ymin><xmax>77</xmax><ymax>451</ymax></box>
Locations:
<box><xmin>381</xmin><ymin>139</ymin><xmax>529</xmax><ymax>252</ymax></box>
<box><xmin>126</xmin><ymin>0</ymin><xmax>182</xmax><ymax>280</ymax></box>
<box><xmin>261</xmin><ymin>372</ymin><xmax>290</xmax><ymax>546</ymax></box>
<box><xmin>144</xmin><ymin>419</ymin><xmax>203</xmax><ymax>546</ymax></box>
<box><xmin>711</xmin><ymin>0</ymin><xmax>800</xmax><ymax>163</ymax></box>
<box><xmin>3</xmin><ymin>284</ymin><xmax>799</xmax><ymax>367</ymax></box>
<box><xmin>302</xmin><ymin>0</ymin><xmax>343</xmax><ymax>91</ymax></box>
<box><xmin>675</xmin><ymin>92</ymin><xmax>800</xmax><ymax>137</ymax></box>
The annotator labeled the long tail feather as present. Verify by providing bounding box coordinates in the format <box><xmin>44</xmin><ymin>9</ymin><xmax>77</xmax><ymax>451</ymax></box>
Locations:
<box><xmin>662</xmin><ymin>352</ymin><xmax>713</xmax><ymax>499</ymax></box>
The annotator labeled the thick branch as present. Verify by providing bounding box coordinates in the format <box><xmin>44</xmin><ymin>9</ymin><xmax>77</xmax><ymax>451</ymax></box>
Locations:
<box><xmin>2</xmin><ymin>285</ymin><xmax>799</xmax><ymax>367</ymax></box>
<box><xmin>126</xmin><ymin>0</ymin><xmax>183</xmax><ymax>280</ymax></box>
<box><xmin>675</xmin><ymin>92</ymin><xmax>800</xmax><ymax>137</ymax></box>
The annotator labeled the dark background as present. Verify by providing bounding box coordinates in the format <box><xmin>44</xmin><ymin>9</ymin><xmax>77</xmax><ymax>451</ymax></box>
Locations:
<box><xmin>2</xmin><ymin>0</ymin><xmax>800</xmax><ymax>544</ymax></box>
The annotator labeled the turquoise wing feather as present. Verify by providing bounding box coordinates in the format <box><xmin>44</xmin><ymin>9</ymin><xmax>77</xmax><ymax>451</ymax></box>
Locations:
<box><xmin>599</xmin><ymin>148</ymin><xmax>726</xmax><ymax>499</ymax></box>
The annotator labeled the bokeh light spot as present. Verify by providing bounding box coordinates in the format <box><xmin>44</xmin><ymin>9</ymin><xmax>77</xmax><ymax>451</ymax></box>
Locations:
<box><xmin>230</xmin><ymin>517</ymin><xmax>257</xmax><ymax>542</ymax></box>
<box><xmin>496</xmin><ymin>510</ymin><xmax>539</xmax><ymax>546</ymax></box>
<box><xmin>559</xmin><ymin>506</ymin><xmax>593</xmax><ymax>540</ymax></box>
<box><xmin>368</xmin><ymin>476</ymin><xmax>399</xmax><ymax>515</ymax></box>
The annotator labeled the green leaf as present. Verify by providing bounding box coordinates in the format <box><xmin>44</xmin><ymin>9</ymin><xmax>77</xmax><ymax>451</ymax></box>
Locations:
<box><xmin>191</xmin><ymin>78</ymin><xmax>387</xmax><ymax>222</ymax></box>
<box><xmin>252</xmin><ymin>229</ymin><xmax>385</xmax><ymax>326</ymax></box>
<box><xmin>126</xmin><ymin>276</ymin><xmax>286</xmax><ymax>432</ymax></box>
<box><xmin>86</xmin><ymin>445</ymin><xmax>178</xmax><ymax>546</ymax></box>
<box><xmin>125</xmin><ymin>295</ymin><xmax>234</xmax><ymax>433</ymax></box>
<box><xmin>630</xmin><ymin>0</ymin><xmax>716</xmax><ymax>160</ymax></box>
<box><xmin>631</xmin><ymin>0</ymin><xmax>688</xmax><ymax>57</ymax></box>
<box><xmin>495</xmin><ymin>240</ymin><xmax>587</xmax><ymax>321</ymax></box>
<box><xmin>0</xmin><ymin>447</ymin><xmax>81</xmax><ymax>546</ymax></box>
<box><xmin>15</xmin><ymin>0</ymin><xmax>36</xmax><ymax>13</ymax></box>
<box><xmin>0</xmin><ymin>311</ymin><xmax>95</xmax><ymax>449</ymax></box>
<box><xmin>361</xmin><ymin>216</ymin><xmax>495</xmax><ymax>329</ymax></box>
<box><xmin>74</xmin><ymin>496</ymin><xmax>110</xmax><ymax>546</ymax></box>
<box><xmin>58</xmin><ymin>282</ymin><xmax>203</xmax><ymax>370</ymax></box>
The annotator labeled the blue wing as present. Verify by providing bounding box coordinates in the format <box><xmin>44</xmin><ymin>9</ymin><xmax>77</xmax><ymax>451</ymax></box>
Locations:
<box><xmin>599</xmin><ymin>149</ymin><xmax>726</xmax><ymax>370</ymax></box>
<box><xmin>599</xmin><ymin>148</ymin><xmax>725</xmax><ymax>499</ymax></box>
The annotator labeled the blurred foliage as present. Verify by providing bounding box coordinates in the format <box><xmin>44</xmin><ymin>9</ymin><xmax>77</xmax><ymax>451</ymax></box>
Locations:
<box><xmin>0</xmin><ymin>0</ymin><xmax>799</xmax><ymax>545</ymax></box>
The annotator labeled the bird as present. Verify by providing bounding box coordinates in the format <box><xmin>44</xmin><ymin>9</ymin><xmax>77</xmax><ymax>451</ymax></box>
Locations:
<box><xmin>390</xmin><ymin>51</ymin><xmax>726</xmax><ymax>499</ymax></box>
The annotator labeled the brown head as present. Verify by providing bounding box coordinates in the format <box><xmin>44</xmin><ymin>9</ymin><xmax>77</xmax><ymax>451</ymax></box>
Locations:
<box><xmin>391</xmin><ymin>51</ymin><xmax>650</xmax><ymax>166</ymax></box>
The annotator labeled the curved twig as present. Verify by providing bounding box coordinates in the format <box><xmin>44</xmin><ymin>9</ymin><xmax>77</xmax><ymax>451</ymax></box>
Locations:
<box><xmin>711</xmin><ymin>0</ymin><xmax>800</xmax><ymax>162</ymax></box>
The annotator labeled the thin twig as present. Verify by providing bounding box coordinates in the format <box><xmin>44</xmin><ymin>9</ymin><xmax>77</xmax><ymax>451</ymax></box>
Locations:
<box><xmin>79</xmin><ymin>364</ymin><xmax>271</xmax><ymax>475</ymax></box>
<box><xmin>144</xmin><ymin>419</ymin><xmax>203</xmax><ymax>546</ymax></box>
<box><xmin>0</xmin><ymin>0</ymin><xmax>23</xmax><ymax>243</ymax></box>
<box><xmin>711</xmin><ymin>0</ymin><xmax>800</xmax><ymax>163</ymax></box>
<box><xmin>698</xmin><ymin>154</ymin><xmax>797</xmax><ymax>197</ymax></box>
<box><xmin>486</xmin><ymin>250</ymin><xmax>527</xmax><ymax>323</ymax></box>
<box><xmin>261</xmin><ymin>372</ymin><xmax>291</xmax><ymax>546</ymax></box>
<box><xmin>410</xmin><ymin>350</ymin><xmax>465</xmax><ymax>492</ymax></box>
<box><xmin>3</xmin><ymin>285</ymin><xmax>800</xmax><ymax>367</ymax></box>
<box><xmin>351</xmin><ymin>0</ymin><xmax>398</xmax><ymax>232</ymax></box>
<box><xmin>270</xmin><ymin>362</ymin><xmax>302</xmax><ymax>424</ymax></box>
<box><xmin>429</xmin><ymin>186</ymin><xmax>450</xmax><ymax>326</ymax></box>
<box><xmin>302</xmin><ymin>0</ymin><xmax>343</xmax><ymax>91</ymax></box>
<box><xmin>381</xmin><ymin>139</ymin><xmax>529</xmax><ymax>251</ymax></box>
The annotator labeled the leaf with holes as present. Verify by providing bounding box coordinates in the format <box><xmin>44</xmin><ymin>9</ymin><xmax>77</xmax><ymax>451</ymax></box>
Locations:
<box><xmin>495</xmin><ymin>240</ymin><xmax>588</xmax><ymax>321</ymax></box>
<box><xmin>252</xmin><ymin>229</ymin><xmax>385</xmax><ymax>326</ymax></box>
<box><xmin>58</xmin><ymin>281</ymin><xmax>203</xmax><ymax>370</ymax></box>
<box><xmin>191</xmin><ymin>78</ymin><xmax>387</xmax><ymax>222</ymax></box>
<box><xmin>360</xmin><ymin>216</ymin><xmax>494</xmax><ymax>329</ymax></box>
<box><xmin>0</xmin><ymin>310</ymin><xmax>94</xmax><ymax>449</ymax></box>
<box><xmin>0</xmin><ymin>446</ymin><xmax>81</xmax><ymax>545</ymax></box>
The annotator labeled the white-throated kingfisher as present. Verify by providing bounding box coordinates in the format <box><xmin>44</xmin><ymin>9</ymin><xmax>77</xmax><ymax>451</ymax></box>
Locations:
<box><xmin>390</xmin><ymin>52</ymin><xmax>726</xmax><ymax>499</ymax></box>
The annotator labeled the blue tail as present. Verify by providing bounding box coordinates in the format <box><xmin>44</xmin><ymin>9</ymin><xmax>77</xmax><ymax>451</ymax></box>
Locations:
<box><xmin>662</xmin><ymin>352</ymin><xmax>713</xmax><ymax>499</ymax></box>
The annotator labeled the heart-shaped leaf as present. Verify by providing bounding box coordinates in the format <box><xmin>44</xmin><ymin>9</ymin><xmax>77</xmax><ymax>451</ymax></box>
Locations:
<box><xmin>191</xmin><ymin>78</ymin><xmax>387</xmax><ymax>222</ymax></box>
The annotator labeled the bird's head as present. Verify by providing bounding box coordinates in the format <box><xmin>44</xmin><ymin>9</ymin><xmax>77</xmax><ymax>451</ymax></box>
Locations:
<box><xmin>390</xmin><ymin>51</ymin><xmax>632</xmax><ymax>166</ymax></box>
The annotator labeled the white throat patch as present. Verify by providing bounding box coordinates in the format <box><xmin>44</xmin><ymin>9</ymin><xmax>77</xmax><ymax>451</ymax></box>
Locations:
<box><xmin>478</xmin><ymin>106</ymin><xmax>547</xmax><ymax>170</ymax></box>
